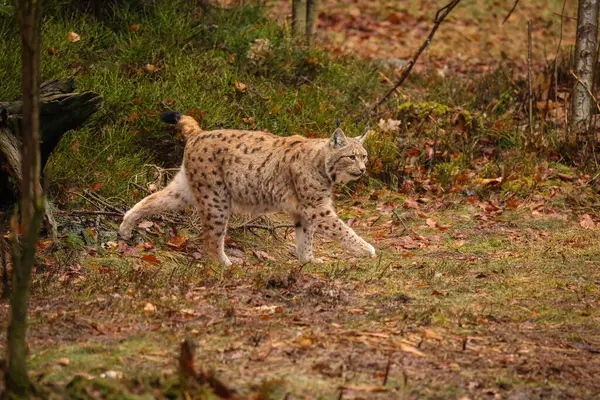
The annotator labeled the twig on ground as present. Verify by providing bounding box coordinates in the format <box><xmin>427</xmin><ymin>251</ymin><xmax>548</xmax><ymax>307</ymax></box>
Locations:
<box><xmin>370</xmin><ymin>0</ymin><xmax>462</xmax><ymax>113</ymax></box>
<box><xmin>84</xmin><ymin>190</ymin><xmax>125</xmax><ymax>214</ymax></box>
<box><xmin>383</xmin><ymin>351</ymin><xmax>393</xmax><ymax>386</ymax></box>
<box><xmin>56</xmin><ymin>210</ymin><xmax>124</xmax><ymax>217</ymax></box>
<box><xmin>502</xmin><ymin>0</ymin><xmax>520</xmax><ymax>25</ymax></box>
<box><xmin>392</xmin><ymin>209</ymin><xmax>409</xmax><ymax>232</ymax></box>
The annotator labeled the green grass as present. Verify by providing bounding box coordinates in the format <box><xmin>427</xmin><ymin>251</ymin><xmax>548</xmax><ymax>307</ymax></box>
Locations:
<box><xmin>0</xmin><ymin>0</ymin><xmax>381</xmax><ymax>202</ymax></box>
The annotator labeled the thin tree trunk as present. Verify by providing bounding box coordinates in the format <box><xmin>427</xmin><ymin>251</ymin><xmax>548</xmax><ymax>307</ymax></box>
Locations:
<box><xmin>292</xmin><ymin>0</ymin><xmax>307</xmax><ymax>37</ymax></box>
<box><xmin>5</xmin><ymin>0</ymin><xmax>44</xmax><ymax>396</ymax></box>
<box><xmin>571</xmin><ymin>0</ymin><xmax>599</xmax><ymax>136</ymax></box>
<box><xmin>306</xmin><ymin>0</ymin><xmax>320</xmax><ymax>45</ymax></box>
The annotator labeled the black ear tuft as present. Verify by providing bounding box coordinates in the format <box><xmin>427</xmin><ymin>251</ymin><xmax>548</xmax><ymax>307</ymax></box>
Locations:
<box><xmin>160</xmin><ymin>111</ymin><xmax>181</xmax><ymax>124</ymax></box>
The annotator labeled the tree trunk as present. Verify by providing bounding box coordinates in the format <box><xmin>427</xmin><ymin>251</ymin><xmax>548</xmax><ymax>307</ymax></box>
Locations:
<box><xmin>0</xmin><ymin>78</ymin><xmax>102</xmax><ymax>210</ymax></box>
<box><xmin>571</xmin><ymin>0</ymin><xmax>599</xmax><ymax>137</ymax></box>
<box><xmin>292</xmin><ymin>0</ymin><xmax>307</xmax><ymax>37</ymax></box>
<box><xmin>305</xmin><ymin>0</ymin><xmax>320</xmax><ymax>45</ymax></box>
<box><xmin>5</xmin><ymin>0</ymin><xmax>44</xmax><ymax>396</ymax></box>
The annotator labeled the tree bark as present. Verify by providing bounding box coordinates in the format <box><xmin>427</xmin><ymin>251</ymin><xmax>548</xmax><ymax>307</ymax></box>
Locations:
<box><xmin>0</xmin><ymin>78</ymin><xmax>102</xmax><ymax>210</ymax></box>
<box><xmin>305</xmin><ymin>0</ymin><xmax>320</xmax><ymax>45</ymax></box>
<box><xmin>571</xmin><ymin>0</ymin><xmax>599</xmax><ymax>136</ymax></box>
<box><xmin>292</xmin><ymin>0</ymin><xmax>307</xmax><ymax>37</ymax></box>
<box><xmin>5</xmin><ymin>0</ymin><xmax>43</xmax><ymax>396</ymax></box>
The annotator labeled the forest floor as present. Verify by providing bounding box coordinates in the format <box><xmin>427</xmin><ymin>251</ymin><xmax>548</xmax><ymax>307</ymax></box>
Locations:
<box><xmin>2</xmin><ymin>190</ymin><xmax>600</xmax><ymax>399</ymax></box>
<box><xmin>1</xmin><ymin>0</ymin><xmax>599</xmax><ymax>399</ymax></box>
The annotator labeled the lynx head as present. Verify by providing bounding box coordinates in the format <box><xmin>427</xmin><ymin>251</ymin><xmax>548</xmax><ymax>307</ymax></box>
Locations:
<box><xmin>325</xmin><ymin>126</ymin><xmax>370</xmax><ymax>183</ymax></box>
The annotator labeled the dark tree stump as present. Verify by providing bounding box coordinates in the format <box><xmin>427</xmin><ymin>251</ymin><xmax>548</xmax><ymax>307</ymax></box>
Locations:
<box><xmin>0</xmin><ymin>78</ymin><xmax>102</xmax><ymax>209</ymax></box>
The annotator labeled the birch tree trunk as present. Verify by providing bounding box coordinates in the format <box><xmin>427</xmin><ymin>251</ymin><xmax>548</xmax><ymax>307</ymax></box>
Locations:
<box><xmin>305</xmin><ymin>0</ymin><xmax>320</xmax><ymax>45</ymax></box>
<box><xmin>571</xmin><ymin>0</ymin><xmax>599</xmax><ymax>136</ymax></box>
<box><xmin>5</xmin><ymin>0</ymin><xmax>44</xmax><ymax>396</ymax></box>
<box><xmin>292</xmin><ymin>0</ymin><xmax>307</xmax><ymax>37</ymax></box>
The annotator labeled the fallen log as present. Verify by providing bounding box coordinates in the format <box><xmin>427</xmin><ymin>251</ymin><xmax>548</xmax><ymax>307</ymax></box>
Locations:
<box><xmin>0</xmin><ymin>78</ymin><xmax>102</xmax><ymax>210</ymax></box>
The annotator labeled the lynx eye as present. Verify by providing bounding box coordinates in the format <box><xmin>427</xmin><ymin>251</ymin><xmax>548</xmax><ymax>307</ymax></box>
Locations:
<box><xmin>348</xmin><ymin>155</ymin><xmax>356</xmax><ymax>160</ymax></box>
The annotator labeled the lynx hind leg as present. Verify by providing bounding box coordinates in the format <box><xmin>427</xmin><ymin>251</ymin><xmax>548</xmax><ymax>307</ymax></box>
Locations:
<box><xmin>190</xmin><ymin>183</ymin><xmax>233</xmax><ymax>266</ymax></box>
<box><xmin>119</xmin><ymin>170</ymin><xmax>192</xmax><ymax>239</ymax></box>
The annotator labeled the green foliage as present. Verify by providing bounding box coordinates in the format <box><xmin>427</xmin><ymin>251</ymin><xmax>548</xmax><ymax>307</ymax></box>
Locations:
<box><xmin>0</xmin><ymin>0</ymin><xmax>380</xmax><ymax>202</ymax></box>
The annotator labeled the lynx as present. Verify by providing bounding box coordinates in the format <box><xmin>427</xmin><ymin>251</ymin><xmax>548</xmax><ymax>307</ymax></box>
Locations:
<box><xmin>119</xmin><ymin>112</ymin><xmax>376</xmax><ymax>266</ymax></box>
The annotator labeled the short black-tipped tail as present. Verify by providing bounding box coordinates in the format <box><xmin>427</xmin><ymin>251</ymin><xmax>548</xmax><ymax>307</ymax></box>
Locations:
<box><xmin>160</xmin><ymin>111</ymin><xmax>181</xmax><ymax>125</ymax></box>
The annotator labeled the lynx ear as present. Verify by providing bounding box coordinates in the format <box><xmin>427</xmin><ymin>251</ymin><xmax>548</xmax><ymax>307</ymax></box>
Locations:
<box><xmin>357</xmin><ymin>126</ymin><xmax>370</xmax><ymax>144</ymax></box>
<box><xmin>331</xmin><ymin>128</ymin><xmax>348</xmax><ymax>148</ymax></box>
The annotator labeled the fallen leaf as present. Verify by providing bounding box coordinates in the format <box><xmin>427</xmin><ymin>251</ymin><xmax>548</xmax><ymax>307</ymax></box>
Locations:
<box><xmin>85</xmin><ymin>227</ymin><xmax>96</xmax><ymax>239</ymax></box>
<box><xmin>234</xmin><ymin>81</ymin><xmax>248</xmax><ymax>92</ymax></box>
<box><xmin>349</xmin><ymin>308</ymin><xmax>365</xmax><ymax>314</ymax></box>
<box><xmin>167</xmin><ymin>235</ymin><xmax>188</xmax><ymax>249</ymax></box>
<box><xmin>145</xmin><ymin>63</ymin><xmax>159</xmax><ymax>72</ymax></box>
<box><xmin>100</xmin><ymin>370</ymin><xmax>123</xmax><ymax>379</ymax></box>
<box><xmin>128</xmin><ymin>24</ymin><xmax>141</xmax><ymax>32</ymax></box>
<box><xmin>253</xmin><ymin>250</ymin><xmax>275</xmax><ymax>262</ymax></box>
<box><xmin>399</xmin><ymin>342</ymin><xmax>426</xmax><ymax>357</ymax></box>
<box><xmin>143</xmin><ymin>302</ymin><xmax>156</xmax><ymax>315</ymax></box>
<box><xmin>425</xmin><ymin>218</ymin><xmax>437</xmax><ymax>228</ymax></box>
<box><xmin>70</xmin><ymin>139</ymin><xmax>79</xmax><ymax>152</ymax></box>
<box><xmin>557</xmin><ymin>172</ymin><xmax>574</xmax><ymax>181</ymax></box>
<box><xmin>343</xmin><ymin>384</ymin><xmax>391</xmax><ymax>393</ymax></box>
<box><xmin>423</xmin><ymin>328</ymin><xmax>443</xmax><ymax>340</ymax></box>
<box><xmin>405</xmin><ymin>199</ymin><xmax>420</xmax><ymax>209</ymax></box>
<box><xmin>477</xmin><ymin>177</ymin><xmax>503</xmax><ymax>185</ymax></box>
<box><xmin>67</xmin><ymin>31</ymin><xmax>80</xmax><ymax>43</ymax></box>
<box><xmin>58</xmin><ymin>357</ymin><xmax>70</xmax><ymax>366</ymax></box>
<box><xmin>36</xmin><ymin>240</ymin><xmax>53</xmax><ymax>251</ymax></box>
<box><xmin>580</xmin><ymin>214</ymin><xmax>597</xmax><ymax>230</ymax></box>
<box><xmin>141</xmin><ymin>255</ymin><xmax>161</xmax><ymax>264</ymax></box>
<box><xmin>90</xmin><ymin>182</ymin><xmax>104</xmax><ymax>191</ymax></box>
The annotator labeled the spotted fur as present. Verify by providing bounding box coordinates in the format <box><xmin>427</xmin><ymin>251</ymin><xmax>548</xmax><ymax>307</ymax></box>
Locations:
<box><xmin>119</xmin><ymin>112</ymin><xmax>375</xmax><ymax>266</ymax></box>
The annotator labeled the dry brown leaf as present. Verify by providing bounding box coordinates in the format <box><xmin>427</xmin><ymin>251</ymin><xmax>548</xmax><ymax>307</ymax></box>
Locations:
<box><xmin>425</xmin><ymin>218</ymin><xmax>437</xmax><ymax>228</ymax></box>
<box><xmin>167</xmin><ymin>235</ymin><xmax>188</xmax><ymax>249</ymax></box>
<box><xmin>399</xmin><ymin>342</ymin><xmax>426</xmax><ymax>357</ymax></box>
<box><xmin>67</xmin><ymin>31</ymin><xmax>81</xmax><ymax>43</ymax></box>
<box><xmin>234</xmin><ymin>81</ymin><xmax>248</xmax><ymax>92</ymax></box>
<box><xmin>58</xmin><ymin>357</ymin><xmax>70</xmax><ymax>366</ymax></box>
<box><xmin>143</xmin><ymin>302</ymin><xmax>156</xmax><ymax>315</ymax></box>
<box><xmin>253</xmin><ymin>250</ymin><xmax>276</xmax><ymax>262</ymax></box>
<box><xmin>423</xmin><ymin>328</ymin><xmax>443</xmax><ymax>340</ymax></box>
<box><xmin>141</xmin><ymin>255</ymin><xmax>161</xmax><ymax>264</ymax></box>
<box><xmin>90</xmin><ymin>182</ymin><xmax>104</xmax><ymax>191</ymax></box>
<box><xmin>579</xmin><ymin>214</ymin><xmax>597</xmax><ymax>230</ymax></box>
<box><xmin>343</xmin><ymin>384</ymin><xmax>391</xmax><ymax>393</ymax></box>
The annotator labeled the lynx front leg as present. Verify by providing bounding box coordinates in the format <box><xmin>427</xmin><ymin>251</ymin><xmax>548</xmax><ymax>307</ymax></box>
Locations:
<box><xmin>293</xmin><ymin>216</ymin><xmax>323</xmax><ymax>263</ymax></box>
<box><xmin>304</xmin><ymin>207</ymin><xmax>375</xmax><ymax>258</ymax></box>
<box><xmin>119</xmin><ymin>171</ymin><xmax>192</xmax><ymax>239</ymax></box>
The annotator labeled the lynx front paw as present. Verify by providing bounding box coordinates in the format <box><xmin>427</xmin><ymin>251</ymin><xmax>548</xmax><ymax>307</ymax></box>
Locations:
<box><xmin>119</xmin><ymin>223</ymin><xmax>133</xmax><ymax>240</ymax></box>
<box><xmin>366</xmin><ymin>243</ymin><xmax>376</xmax><ymax>258</ymax></box>
<box><xmin>352</xmin><ymin>242</ymin><xmax>375</xmax><ymax>258</ymax></box>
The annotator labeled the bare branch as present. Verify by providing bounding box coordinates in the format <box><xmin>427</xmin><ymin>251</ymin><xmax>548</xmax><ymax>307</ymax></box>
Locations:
<box><xmin>502</xmin><ymin>0</ymin><xmax>520</xmax><ymax>25</ymax></box>
<box><xmin>370</xmin><ymin>0</ymin><xmax>461</xmax><ymax>113</ymax></box>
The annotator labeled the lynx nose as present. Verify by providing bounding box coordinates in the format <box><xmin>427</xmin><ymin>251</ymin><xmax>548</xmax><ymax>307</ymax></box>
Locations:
<box><xmin>359</xmin><ymin>166</ymin><xmax>366</xmax><ymax>174</ymax></box>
